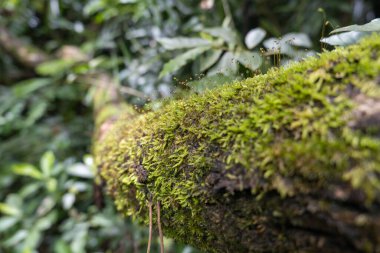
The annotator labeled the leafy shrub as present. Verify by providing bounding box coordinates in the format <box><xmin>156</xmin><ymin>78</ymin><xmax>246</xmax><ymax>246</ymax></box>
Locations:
<box><xmin>0</xmin><ymin>152</ymin><xmax>200</xmax><ymax>253</ymax></box>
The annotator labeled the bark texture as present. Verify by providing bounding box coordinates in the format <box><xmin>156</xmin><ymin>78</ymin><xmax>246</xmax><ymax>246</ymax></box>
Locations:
<box><xmin>95</xmin><ymin>35</ymin><xmax>380</xmax><ymax>253</ymax></box>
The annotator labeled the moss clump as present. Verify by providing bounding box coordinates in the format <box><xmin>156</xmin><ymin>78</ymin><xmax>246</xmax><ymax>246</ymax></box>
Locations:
<box><xmin>95</xmin><ymin>34</ymin><xmax>380</xmax><ymax>253</ymax></box>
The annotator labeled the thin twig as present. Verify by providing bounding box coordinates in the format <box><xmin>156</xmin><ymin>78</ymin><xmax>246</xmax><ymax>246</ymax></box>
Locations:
<box><xmin>147</xmin><ymin>201</ymin><xmax>153</xmax><ymax>253</ymax></box>
<box><xmin>318</xmin><ymin>8</ymin><xmax>327</xmax><ymax>51</ymax></box>
<box><xmin>157</xmin><ymin>201</ymin><xmax>165</xmax><ymax>253</ymax></box>
<box><xmin>119</xmin><ymin>86</ymin><xmax>149</xmax><ymax>100</ymax></box>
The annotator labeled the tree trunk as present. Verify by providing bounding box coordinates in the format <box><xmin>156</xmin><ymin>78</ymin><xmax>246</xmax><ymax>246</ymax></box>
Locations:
<box><xmin>94</xmin><ymin>34</ymin><xmax>380</xmax><ymax>253</ymax></box>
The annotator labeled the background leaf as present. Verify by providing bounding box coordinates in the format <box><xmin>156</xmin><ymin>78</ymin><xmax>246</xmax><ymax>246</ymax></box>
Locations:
<box><xmin>321</xmin><ymin>31</ymin><xmax>367</xmax><ymax>46</ymax></box>
<box><xmin>200</xmin><ymin>50</ymin><xmax>223</xmax><ymax>72</ymax></box>
<box><xmin>62</xmin><ymin>193</ymin><xmax>76</xmax><ymax>210</ymax></box>
<box><xmin>3</xmin><ymin>230</ymin><xmax>28</xmax><ymax>247</ymax></box>
<box><xmin>234</xmin><ymin>51</ymin><xmax>262</xmax><ymax>71</ymax></box>
<box><xmin>40</xmin><ymin>151</ymin><xmax>55</xmax><ymax>178</ymax></box>
<box><xmin>0</xmin><ymin>203</ymin><xmax>21</xmax><ymax>217</ymax></box>
<box><xmin>12</xmin><ymin>164</ymin><xmax>43</xmax><ymax>180</ymax></box>
<box><xmin>245</xmin><ymin>28</ymin><xmax>266</xmax><ymax>49</ymax></box>
<box><xmin>67</xmin><ymin>163</ymin><xmax>94</xmax><ymax>178</ymax></box>
<box><xmin>208</xmin><ymin>52</ymin><xmax>239</xmax><ymax>76</ymax></box>
<box><xmin>54</xmin><ymin>240</ymin><xmax>73</xmax><ymax>253</ymax></box>
<box><xmin>36</xmin><ymin>59</ymin><xmax>75</xmax><ymax>76</ymax></box>
<box><xmin>25</xmin><ymin>100</ymin><xmax>48</xmax><ymax>127</ymax></box>
<box><xmin>11</xmin><ymin>79</ymin><xmax>51</xmax><ymax>98</ymax></box>
<box><xmin>0</xmin><ymin>217</ymin><xmax>19</xmax><ymax>232</ymax></box>
<box><xmin>159</xmin><ymin>47</ymin><xmax>210</xmax><ymax>78</ymax></box>
<box><xmin>331</xmin><ymin>18</ymin><xmax>380</xmax><ymax>34</ymax></box>
<box><xmin>203</xmin><ymin>27</ymin><xmax>239</xmax><ymax>46</ymax></box>
<box><xmin>157</xmin><ymin>37</ymin><xmax>212</xmax><ymax>50</ymax></box>
<box><xmin>282</xmin><ymin>33</ymin><xmax>312</xmax><ymax>48</ymax></box>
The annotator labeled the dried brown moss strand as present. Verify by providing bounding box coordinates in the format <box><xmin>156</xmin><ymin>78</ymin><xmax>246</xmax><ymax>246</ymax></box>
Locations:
<box><xmin>146</xmin><ymin>201</ymin><xmax>153</xmax><ymax>253</ymax></box>
<box><xmin>157</xmin><ymin>201</ymin><xmax>165</xmax><ymax>253</ymax></box>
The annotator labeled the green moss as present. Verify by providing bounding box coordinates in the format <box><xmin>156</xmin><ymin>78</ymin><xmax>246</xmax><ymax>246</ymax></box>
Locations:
<box><xmin>95</xmin><ymin>34</ymin><xmax>380</xmax><ymax>252</ymax></box>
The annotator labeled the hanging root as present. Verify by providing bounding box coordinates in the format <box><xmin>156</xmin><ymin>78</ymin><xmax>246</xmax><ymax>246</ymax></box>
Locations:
<box><xmin>157</xmin><ymin>201</ymin><xmax>164</xmax><ymax>253</ymax></box>
<box><xmin>146</xmin><ymin>200</ymin><xmax>153</xmax><ymax>253</ymax></box>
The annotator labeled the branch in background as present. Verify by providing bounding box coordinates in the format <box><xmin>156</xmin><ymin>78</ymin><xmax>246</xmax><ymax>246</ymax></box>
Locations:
<box><xmin>0</xmin><ymin>26</ymin><xmax>50</xmax><ymax>69</ymax></box>
<box><xmin>90</xmin><ymin>73</ymin><xmax>135</xmax><ymax>141</ymax></box>
<box><xmin>119</xmin><ymin>86</ymin><xmax>150</xmax><ymax>100</ymax></box>
<box><xmin>0</xmin><ymin>25</ymin><xmax>132</xmax><ymax>136</ymax></box>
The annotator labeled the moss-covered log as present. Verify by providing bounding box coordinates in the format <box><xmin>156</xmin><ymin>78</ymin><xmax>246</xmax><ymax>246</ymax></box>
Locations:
<box><xmin>95</xmin><ymin>35</ymin><xmax>380</xmax><ymax>253</ymax></box>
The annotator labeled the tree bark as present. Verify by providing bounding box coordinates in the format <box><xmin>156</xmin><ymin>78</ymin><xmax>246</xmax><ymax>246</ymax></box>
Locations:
<box><xmin>95</xmin><ymin>35</ymin><xmax>380</xmax><ymax>253</ymax></box>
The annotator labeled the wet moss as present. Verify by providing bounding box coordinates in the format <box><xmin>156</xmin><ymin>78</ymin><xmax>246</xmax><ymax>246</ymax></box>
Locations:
<box><xmin>95</xmin><ymin>34</ymin><xmax>380</xmax><ymax>252</ymax></box>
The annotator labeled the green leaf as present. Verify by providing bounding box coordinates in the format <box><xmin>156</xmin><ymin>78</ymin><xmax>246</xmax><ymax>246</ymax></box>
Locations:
<box><xmin>12</xmin><ymin>78</ymin><xmax>51</xmax><ymax>97</ymax></box>
<box><xmin>35</xmin><ymin>211</ymin><xmax>58</xmax><ymax>230</ymax></box>
<box><xmin>62</xmin><ymin>193</ymin><xmax>76</xmax><ymax>210</ymax></box>
<box><xmin>263</xmin><ymin>37</ymin><xmax>294</xmax><ymax>56</ymax></box>
<box><xmin>120</xmin><ymin>0</ymin><xmax>138</xmax><ymax>3</ymax></box>
<box><xmin>4</xmin><ymin>194</ymin><xmax>23</xmax><ymax>214</ymax></box>
<box><xmin>70</xmin><ymin>224</ymin><xmax>88</xmax><ymax>253</ymax></box>
<box><xmin>69</xmin><ymin>181</ymin><xmax>90</xmax><ymax>192</ymax></box>
<box><xmin>282</xmin><ymin>33</ymin><xmax>312</xmax><ymax>48</ymax></box>
<box><xmin>3</xmin><ymin>230</ymin><xmax>28</xmax><ymax>247</ymax></box>
<box><xmin>46</xmin><ymin>178</ymin><xmax>58</xmax><ymax>192</ymax></box>
<box><xmin>321</xmin><ymin>31</ymin><xmax>367</xmax><ymax>46</ymax></box>
<box><xmin>25</xmin><ymin>100</ymin><xmax>48</xmax><ymax>127</ymax></box>
<box><xmin>83</xmin><ymin>0</ymin><xmax>106</xmax><ymax>16</ymax></box>
<box><xmin>12</xmin><ymin>163</ymin><xmax>43</xmax><ymax>180</ymax></box>
<box><xmin>40</xmin><ymin>151</ymin><xmax>55</xmax><ymax>178</ymax></box>
<box><xmin>208</xmin><ymin>51</ymin><xmax>238</xmax><ymax>76</ymax></box>
<box><xmin>83</xmin><ymin>155</ymin><xmax>94</xmax><ymax>168</ymax></box>
<box><xmin>234</xmin><ymin>51</ymin><xmax>262</xmax><ymax>71</ymax></box>
<box><xmin>263</xmin><ymin>33</ymin><xmax>312</xmax><ymax>56</ymax></box>
<box><xmin>19</xmin><ymin>183</ymin><xmax>42</xmax><ymax>198</ymax></box>
<box><xmin>36</xmin><ymin>59</ymin><xmax>75</xmax><ymax>76</ymax></box>
<box><xmin>203</xmin><ymin>27</ymin><xmax>239</xmax><ymax>46</ymax></box>
<box><xmin>0</xmin><ymin>216</ymin><xmax>19</xmax><ymax>232</ymax></box>
<box><xmin>245</xmin><ymin>28</ymin><xmax>266</xmax><ymax>49</ymax></box>
<box><xmin>331</xmin><ymin>18</ymin><xmax>380</xmax><ymax>34</ymax></box>
<box><xmin>90</xmin><ymin>214</ymin><xmax>113</xmax><ymax>227</ymax></box>
<box><xmin>263</xmin><ymin>37</ymin><xmax>283</xmax><ymax>52</ymax></box>
<box><xmin>159</xmin><ymin>47</ymin><xmax>210</xmax><ymax>78</ymax></box>
<box><xmin>0</xmin><ymin>203</ymin><xmax>21</xmax><ymax>216</ymax></box>
<box><xmin>22</xmin><ymin>227</ymin><xmax>41</xmax><ymax>252</ymax></box>
<box><xmin>200</xmin><ymin>50</ymin><xmax>223</xmax><ymax>72</ymax></box>
<box><xmin>36</xmin><ymin>197</ymin><xmax>56</xmax><ymax>216</ymax></box>
<box><xmin>67</xmin><ymin>163</ymin><xmax>94</xmax><ymax>178</ymax></box>
<box><xmin>54</xmin><ymin>240</ymin><xmax>72</xmax><ymax>253</ymax></box>
<box><xmin>157</xmin><ymin>37</ymin><xmax>212</xmax><ymax>50</ymax></box>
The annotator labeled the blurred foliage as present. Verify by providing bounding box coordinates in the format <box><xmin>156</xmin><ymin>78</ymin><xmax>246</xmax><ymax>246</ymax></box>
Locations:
<box><xmin>0</xmin><ymin>0</ymin><xmax>379</xmax><ymax>252</ymax></box>
<box><xmin>0</xmin><ymin>152</ymin><xmax>197</xmax><ymax>253</ymax></box>
<box><xmin>321</xmin><ymin>18</ymin><xmax>380</xmax><ymax>46</ymax></box>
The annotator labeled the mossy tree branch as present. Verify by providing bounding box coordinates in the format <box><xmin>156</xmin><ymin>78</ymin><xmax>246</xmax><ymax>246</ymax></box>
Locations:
<box><xmin>95</xmin><ymin>35</ymin><xmax>380</xmax><ymax>253</ymax></box>
<box><xmin>0</xmin><ymin>26</ymin><xmax>50</xmax><ymax>69</ymax></box>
